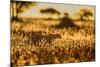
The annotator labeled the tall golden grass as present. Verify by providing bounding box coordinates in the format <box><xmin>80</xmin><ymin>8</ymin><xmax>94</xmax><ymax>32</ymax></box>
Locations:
<box><xmin>11</xmin><ymin>19</ymin><xmax>95</xmax><ymax>67</ymax></box>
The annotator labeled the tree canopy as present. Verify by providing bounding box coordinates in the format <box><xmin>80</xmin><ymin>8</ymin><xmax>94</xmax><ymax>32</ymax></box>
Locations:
<box><xmin>40</xmin><ymin>8</ymin><xmax>60</xmax><ymax>15</ymax></box>
<box><xmin>11</xmin><ymin>0</ymin><xmax>37</xmax><ymax>21</ymax></box>
<box><xmin>77</xmin><ymin>9</ymin><xmax>93</xmax><ymax>21</ymax></box>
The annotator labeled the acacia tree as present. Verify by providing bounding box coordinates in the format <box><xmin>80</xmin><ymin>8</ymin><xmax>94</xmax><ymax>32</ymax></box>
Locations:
<box><xmin>11</xmin><ymin>0</ymin><xmax>37</xmax><ymax>21</ymax></box>
<box><xmin>40</xmin><ymin>8</ymin><xmax>60</xmax><ymax>19</ymax></box>
<box><xmin>77</xmin><ymin>9</ymin><xmax>93</xmax><ymax>21</ymax></box>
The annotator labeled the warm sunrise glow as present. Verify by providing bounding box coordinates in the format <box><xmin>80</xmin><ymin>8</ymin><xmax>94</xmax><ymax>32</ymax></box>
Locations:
<box><xmin>20</xmin><ymin>2</ymin><xmax>94</xmax><ymax>18</ymax></box>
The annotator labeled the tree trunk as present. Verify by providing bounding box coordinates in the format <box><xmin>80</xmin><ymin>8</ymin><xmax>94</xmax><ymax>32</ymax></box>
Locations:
<box><xmin>11</xmin><ymin>1</ymin><xmax>18</xmax><ymax>21</ymax></box>
<box><xmin>80</xmin><ymin>15</ymin><xmax>84</xmax><ymax>21</ymax></box>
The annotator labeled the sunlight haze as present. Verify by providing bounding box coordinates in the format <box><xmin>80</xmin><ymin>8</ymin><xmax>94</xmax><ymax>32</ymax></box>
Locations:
<box><xmin>20</xmin><ymin>2</ymin><xmax>95</xmax><ymax>18</ymax></box>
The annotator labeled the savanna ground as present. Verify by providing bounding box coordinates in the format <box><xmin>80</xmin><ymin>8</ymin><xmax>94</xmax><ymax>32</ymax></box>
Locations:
<box><xmin>11</xmin><ymin>17</ymin><xmax>95</xmax><ymax>67</ymax></box>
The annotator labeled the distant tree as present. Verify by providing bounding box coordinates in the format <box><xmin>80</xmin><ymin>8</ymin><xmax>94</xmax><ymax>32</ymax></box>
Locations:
<box><xmin>11</xmin><ymin>0</ymin><xmax>37</xmax><ymax>21</ymax></box>
<box><xmin>77</xmin><ymin>9</ymin><xmax>93</xmax><ymax>21</ymax></box>
<box><xmin>54</xmin><ymin>12</ymin><xmax>79</xmax><ymax>29</ymax></box>
<box><xmin>40</xmin><ymin>8</ymin><xmax>60</xmax><ymax>19</ymax></box>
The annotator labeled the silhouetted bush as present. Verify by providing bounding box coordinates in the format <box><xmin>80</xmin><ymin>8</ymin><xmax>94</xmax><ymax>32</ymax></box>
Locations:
<box><xmin>54</xmin><ymin>13</ymin><xmax>79</xmax><ymax>29</ymax></box>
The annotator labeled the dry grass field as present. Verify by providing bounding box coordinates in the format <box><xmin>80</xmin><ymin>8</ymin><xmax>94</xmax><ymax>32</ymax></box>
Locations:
<box><xmin>11</xmin><ymin>18</ymin><xmax>95</xmax><ymax>67</ymax></box>
<box><xmin>10</xmin><ymin>1</ymin><xmax>95</xmax><ymax>67</ymax></box>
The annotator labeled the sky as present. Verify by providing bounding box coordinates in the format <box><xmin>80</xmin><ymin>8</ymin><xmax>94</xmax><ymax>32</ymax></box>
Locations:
<box><xmin>20</xmin><ymin>2</ymin><xmax>95</xmax><ymax>18</ymax></box>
